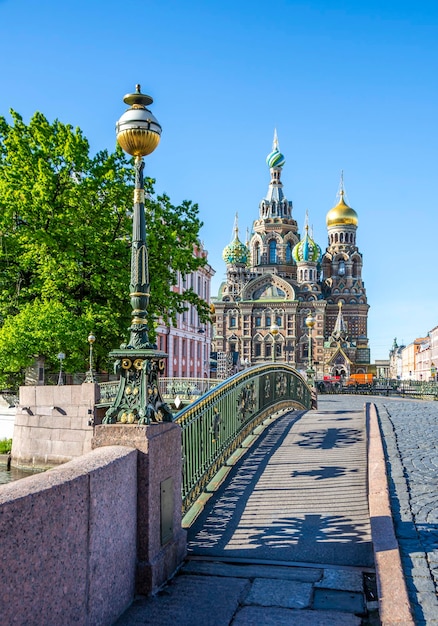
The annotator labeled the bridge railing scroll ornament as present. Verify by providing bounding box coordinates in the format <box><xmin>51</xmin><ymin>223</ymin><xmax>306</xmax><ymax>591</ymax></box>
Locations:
<box><xmin>174</xmin><ymin>363</ymin><xmax>313</xmax><ymax>515</ymax></box>
<box><xmin>103</xmin><ymin>85</ymin><xmax>173</xmax><ymax>426</ymax></box>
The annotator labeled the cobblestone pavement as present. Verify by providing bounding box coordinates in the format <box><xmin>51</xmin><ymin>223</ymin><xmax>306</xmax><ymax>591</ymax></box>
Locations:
<box><xmin>324</xmin><ymin>395</ymin><xmax>438</xmax><ymax>625</ymax></box>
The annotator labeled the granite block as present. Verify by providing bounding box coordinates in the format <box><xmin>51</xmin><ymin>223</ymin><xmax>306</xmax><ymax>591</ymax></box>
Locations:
<box><xmin>244</xmin><ymin>578</ymin><xmax>313</xmax><ymax>609</ymax></box>
<box><xmin>0</xmin><ymin>445</ymin><xmax>138</xmax><ymax>626</ymax></box>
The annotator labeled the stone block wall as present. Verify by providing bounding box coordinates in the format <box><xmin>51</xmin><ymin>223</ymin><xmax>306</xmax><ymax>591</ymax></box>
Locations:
<box><xmin>12</xmin><ymin>383</ymin><xmax>99</xmax><ymax>469</ymax></box>
<box><xmin>0</xmin><ymin>445</ymin><xmax>137</xmax><ymax>626</ymax></box>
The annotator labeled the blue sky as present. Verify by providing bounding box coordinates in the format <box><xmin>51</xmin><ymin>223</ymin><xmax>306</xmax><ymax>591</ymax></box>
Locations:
<box><xmin>1</xmin><ymin>0</ymin><xmax>437</xmax><ymax>361</ymax></box>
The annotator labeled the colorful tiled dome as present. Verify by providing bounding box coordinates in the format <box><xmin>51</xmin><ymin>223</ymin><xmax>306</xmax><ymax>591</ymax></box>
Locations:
<box><xmin>222</xmin><ymin>230</ymin><xmax>249</xmax><ymax>266</ymax></box>
<box><xmin>292</xmin><ymin>226</ymin><xmax>321</xmax><ymax>263</ymax></box>
<box><xmin>266</xmin><ymin>129</ymin><xmax>285</xmax><ymax>169</ymax></box>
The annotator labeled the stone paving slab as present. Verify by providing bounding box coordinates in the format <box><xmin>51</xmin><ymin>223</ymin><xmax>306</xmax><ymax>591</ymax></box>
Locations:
<box><xmin>314</xmin><ymin>568</ymin><xmax>364</xmax><ymax>592</ymax></box>
<box><xmin>313</xmin><ymin>588</ymin><xmax>365</xmax><ymax>614</ymax></box>
<box><xmin>181</xmin><ymin>559</ymin><xmax>323</xmax><ymax>582</ymax></box>
<box><xmin>231</xmin><ymin>605</ymin><xmax>362</xmax><ymax>625</ymax></box>
<box><xmin>243</xmin><ymin>577</ymin><xmax>313</xmax><ymax>609</ymax></box>
<box><xmin>115</xmin><ymin>575</ymin><xmax>250</xmax><ymax>626</ymax></box>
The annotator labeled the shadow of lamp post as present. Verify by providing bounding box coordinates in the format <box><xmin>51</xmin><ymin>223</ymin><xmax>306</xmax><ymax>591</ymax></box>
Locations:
<box><xmin>103</xmin><ymin>85</ymin><xmax>172</xmax><ymax>425</ymax></box>
<box><xmin>305</xmin><ymin>312</ymin><xmax>315</xmax><ymax>384</ymax></box>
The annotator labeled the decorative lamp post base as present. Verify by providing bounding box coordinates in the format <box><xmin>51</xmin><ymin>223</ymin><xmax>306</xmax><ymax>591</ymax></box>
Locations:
<box><xmin>84</xmin><ymin>370</ymin><xmax>97</xmax><ymax>383</ymax></box>
<box><xmin>306</xmin><ymin>367</ymin><xmax>315</xmax><ymax>384</ymax></box>
<box><xmin>103</xmin><ymin>348</ymin><xmax>173</xmax><ymax>425</ymax></box>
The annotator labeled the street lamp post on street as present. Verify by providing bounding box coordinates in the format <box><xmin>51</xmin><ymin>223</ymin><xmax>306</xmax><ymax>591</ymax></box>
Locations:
<box><xmin>104</xmin><ymin>85</ymin><xmax>172</xmax><ymax>425</ymax></box>
<box><xmin>270</xmin><ymin>323</ymin><xmax>279</xmax><ymax>362</ymax></box>
<box><xmin>57</xmin><ymin>352</ymin><xmax>65</xmax><ymax>386</ymax></box>
<box><xmin>305</xmin><ymin>312</ymin><xmax>316</xmax><ymax>383</ymax></box>
<box><xmin>85</xmin><ymin>333</ymin><xmax>96</xmax><ymax>383</ymax></box>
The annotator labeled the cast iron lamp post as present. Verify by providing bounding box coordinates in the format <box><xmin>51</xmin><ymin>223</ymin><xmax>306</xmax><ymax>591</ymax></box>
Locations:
<box><xmin>104</xmin><ymin>85</ymin><xmax>172</xmax><ymax>425</ymax></box>
<box><xmin>57</xmin><ymin>352</ymin><xmax>65</xmax><ymax>386</ymax></box>
<box><xmin>305</xmin><ymin>312</ymin><xmax>316</xmax><ymax>383</ymax></box>
<box><xmin>84</xmin><ymin>333</ymin><xmax>96</xmax><ymax>383</ymax></box>
<box><xmin>270</xmin><ymin>323</ymin><xmax>279</xmax><ymax>362</ymax></box>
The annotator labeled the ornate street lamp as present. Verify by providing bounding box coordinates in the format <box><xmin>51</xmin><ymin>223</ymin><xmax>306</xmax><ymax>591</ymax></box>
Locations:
<box><xmin>57</xmin><ymin>352</ymin><xmax>65</xmax><ymax>386</ymax></box>
<box><xmin>270</xmin><ymin>323</ymin><xmax>279</xmax><ymax>362</ymax></box>
<box><xmin>104</xmin><ymin>85</ymin><xmax>172</xmax><ymax>425</ymax></box>
<box><xmin>85</xmin><ymin>333</ymin><xmax>96</xmax><ymax>383</ymax></box>
<box><xmin>305</xmin><ymin>312</ymin><xmax>316</xmax><ymax>383</ymax></box>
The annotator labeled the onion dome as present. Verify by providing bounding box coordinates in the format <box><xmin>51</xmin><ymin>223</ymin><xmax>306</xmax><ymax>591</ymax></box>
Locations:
<box><xmin>266</xmin><ymin>129</ymin><xmax>285</xmax><ymax>169</ymax></box>
<box><xmin>222</xmin><ymin>216</ymin><xmax>250</xmax><ymax>266</ymax></box>
<box><xmin>326</xmin><ymin>190</ymin><xmax>358</xmax><ymax>228</ymax></box>
<box><xmin>292</xmin><ymin>225</ymin><xmax>321</xmax><ymax>263</ymax></box>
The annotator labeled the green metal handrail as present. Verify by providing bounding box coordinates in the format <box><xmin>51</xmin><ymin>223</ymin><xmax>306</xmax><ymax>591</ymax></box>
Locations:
<box><xmin>174</xmin><ymin>363</ymin><xmax>312</xmax><ymax>514</ymax></box>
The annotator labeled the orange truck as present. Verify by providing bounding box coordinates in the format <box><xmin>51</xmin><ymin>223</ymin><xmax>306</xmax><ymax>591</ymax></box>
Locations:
<box><xmin>345</xmin><ymin>373</ymin><xmax>374</xmax><ymax>387</ymax></box>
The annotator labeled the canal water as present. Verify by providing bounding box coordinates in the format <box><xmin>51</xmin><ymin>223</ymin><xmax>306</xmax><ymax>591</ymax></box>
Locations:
<box><xmin>0</xmin><ymin>464</ymin><xmax>41</xmax><ymax>485</ymax></box>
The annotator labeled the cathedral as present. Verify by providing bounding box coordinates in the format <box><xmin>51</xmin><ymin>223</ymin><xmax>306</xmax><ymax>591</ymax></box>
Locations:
<box><xmin>211</xmin><ymin>132</ymin><xmax>370</xmax><ymax>382</ymax></box>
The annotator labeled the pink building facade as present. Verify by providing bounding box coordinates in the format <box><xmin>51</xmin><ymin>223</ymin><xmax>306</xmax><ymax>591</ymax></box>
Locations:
<box><xmin>156</xmin><ymin>245</ymin><xmax>215</xmax><ymax>378</ymax></box>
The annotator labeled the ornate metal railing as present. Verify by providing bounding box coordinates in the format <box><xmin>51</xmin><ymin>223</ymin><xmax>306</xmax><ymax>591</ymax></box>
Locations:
<box><xmin>98</xmin><ymin>381</ymin><xmax>119</xmax><ymax>405</ymax></box>
<box><xmin>174</xmin><ymin>363</ymin><xmax>312</xmax><ymax>514</ymax></box>
<box><xmin>98</xmin><ymin>377</ymin><xmax>219</xmax><ymax>408</ymax></box>
<box><xmin>318</xmin><ymin>378</ymin><xmax>438</xmax><ymax>400</ymax></box>
<box><xmin>159</xmin><ymin>377</ymin><xmax>219</xmax><ymax>400</ymax></box>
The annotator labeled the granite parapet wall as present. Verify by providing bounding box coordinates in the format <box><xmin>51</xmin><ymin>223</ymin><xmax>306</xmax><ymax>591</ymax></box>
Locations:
<box><xmin>12</xmin><ymin>383</ymin><xmax>99</xmax><ymax>469</ymax></box>
<box><xmin>0</xmin><ymin>446</ymin><xmax>137</xmax><ymax>626</ymax></box>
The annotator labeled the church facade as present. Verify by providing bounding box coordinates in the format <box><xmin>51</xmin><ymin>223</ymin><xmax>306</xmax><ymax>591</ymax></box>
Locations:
<box><xmin>211</xmin><ymin>133</ymin><xmax>370</xmax><ymax>381</ymax></box>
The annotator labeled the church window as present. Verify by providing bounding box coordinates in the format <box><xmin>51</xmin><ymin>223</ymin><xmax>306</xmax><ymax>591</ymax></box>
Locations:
<box><xmin>285</xmin><ymin>241</ymin><xmax>292</xmax><ymax>262</ymax></box>
<box><xmin>269</xmin><ymin>240</ymin><xmax>277</xmax><ymax>263</ymax></box>
<box><xmin>340</xmin><ymin>233</ymin><xmax>344</xmax><ymax>243</ymax></box>
<box><xmin>255</xmin><ymin>343</ymin><xmax>261</xmax><ymax>357</ymax></box>
<box><xmin>255</xmin><ymin>317</ymin><xmax>261</xmax><ymax>327</ymax></box>
<box><xmin>266</xmin><ymin>316</ymin><xmax>271</xmax><ymax>327</ymax></box>
<box><xmin>230</xmin><ymin>316</ymin><xmax>236</xmax><ymax>328</ymax></box>
<box><xmin>276</xmin><ymin>315</ymin><xmax>282</xmax><ymax>326</ymax></box>
<box><xmin>338</xmin><ymin>260</ymin><xmax>346</xmax><ymax>275</ymax></box>
<box><xmin>265</xmin><ymin>344</ymin><xmax>272</xmax><ymax>358</ymax></box>
<box><xmin>255</xmin><ymin>243</ymin><xmax>261</xmax><ymax>265</ymax></box>
<box><xmin>335</xmin><ymin>233</ymin><xmax>338</xmax><ymax>243</ymax></box>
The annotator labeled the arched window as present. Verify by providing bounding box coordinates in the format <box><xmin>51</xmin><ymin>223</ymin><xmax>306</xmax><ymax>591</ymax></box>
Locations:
<box><xmin>254</xmin><ymin>242</ymin><xmax>261</xmax><ymax>265</ymax></box>
<box><xmin>338</xmin><ymin>260</ymin><xmax>346</xmax><ymax>276</ymax></box>
<box><xmin>285</xmin><ymin>241</ymin><xmax>292</xmax><ymax>262</ymax></box>
<box><xmin>269</xmin><ymin>240</ymin><xmax>277</xmax><ymax>263</ymax></box>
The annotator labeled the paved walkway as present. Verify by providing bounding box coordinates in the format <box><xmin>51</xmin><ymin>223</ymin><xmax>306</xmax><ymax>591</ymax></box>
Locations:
<box><xmin>117</xmin><ymin>398</ymin><xmax>378</xmax><ymax>625</ymax></box>
<box><xmin>346</xmin><ymin>395</ymin><xmax>438</xmax><ymax>626</ymax></box>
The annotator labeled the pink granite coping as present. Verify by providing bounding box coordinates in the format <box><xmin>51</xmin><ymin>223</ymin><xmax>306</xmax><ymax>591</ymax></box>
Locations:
<box><xmin>0</xmin><ymin>445</ymin><xmax>137</xmax><ymax>625</ymax></box>
<box><xmin>367</xmin><ymin>402</ymin><xmax>414</xmax><ymax>626</ymax></box>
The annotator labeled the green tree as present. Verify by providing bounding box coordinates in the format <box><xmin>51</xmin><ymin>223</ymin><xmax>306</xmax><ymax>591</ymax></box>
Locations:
<box><xmin>0</xmin><ymin>110</ymin><xmax>209</xmax><ymax>387</ymax></box>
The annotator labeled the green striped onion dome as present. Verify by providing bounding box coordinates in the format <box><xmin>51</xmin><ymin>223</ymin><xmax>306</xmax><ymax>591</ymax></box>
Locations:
<box><xmin>266</xmin><ymin>147</ymin><xmax>285</xmax><ymax>169</ymax></box>
<box><xmin>292</xmin><ymin>227</ymin><xmax>321</xmax><ymax>263</ymax></box>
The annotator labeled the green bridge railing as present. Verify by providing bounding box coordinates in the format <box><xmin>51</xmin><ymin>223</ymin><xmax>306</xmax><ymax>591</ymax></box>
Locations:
<box><xmin>174</xmin><ymin>363</ymin><xmax>312</xmax><ymax>515</ymax></box>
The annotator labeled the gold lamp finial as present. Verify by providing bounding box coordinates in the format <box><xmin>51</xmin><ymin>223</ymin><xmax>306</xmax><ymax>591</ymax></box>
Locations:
<box><xmin>116</xmin><ymin>84</ymin><xmax>162</xmax><ymax>157</ymax></box>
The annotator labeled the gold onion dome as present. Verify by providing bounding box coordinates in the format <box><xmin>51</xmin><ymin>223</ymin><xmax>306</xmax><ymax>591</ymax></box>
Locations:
<box><xmin>116</xmin><ymin>84</ymin><xmax>162</xmax><ymax>157</ymax></box>
<box><xmin>326</xmin><ymin>190</ymin><xmax>358</xmax><ymax>228</ymax></box>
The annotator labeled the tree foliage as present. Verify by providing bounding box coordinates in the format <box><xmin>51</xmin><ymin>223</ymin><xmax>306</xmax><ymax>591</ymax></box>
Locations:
<box><xmin>0</xmin><ymin>110</ymin><xmax>209</xmax><ymax>387</ymax></box>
